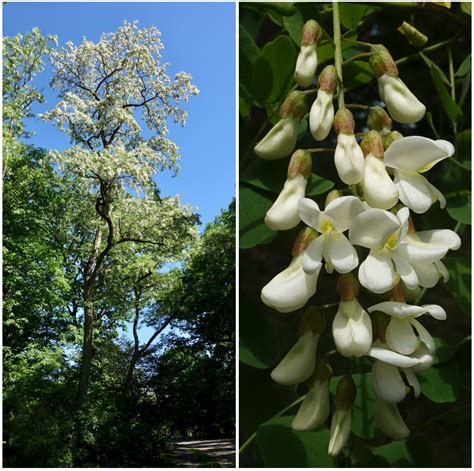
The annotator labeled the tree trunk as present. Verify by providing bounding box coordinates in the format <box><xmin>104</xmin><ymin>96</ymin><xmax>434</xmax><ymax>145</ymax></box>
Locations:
<box><xmin>77</xmin><ymin>304</ymin><xmax>95</xmax><ymax>403</ymax></box>
<box><xmin>123</xmin><ymin>350</ymin><xmax>140</xmax><ymax>396</ymax></box>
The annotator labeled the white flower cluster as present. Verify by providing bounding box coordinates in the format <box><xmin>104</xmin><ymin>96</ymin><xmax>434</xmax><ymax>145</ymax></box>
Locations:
<box><xmin>254</xmin><ymin>20</ymin><xmax>461</xmax><ymax>456</ymax></box>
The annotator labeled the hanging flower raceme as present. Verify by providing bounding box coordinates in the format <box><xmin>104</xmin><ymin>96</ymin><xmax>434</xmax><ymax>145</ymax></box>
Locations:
<box><xmin>292</xmin><ymin>358</ymin><xmax>332</xmax><ymax>431</ymax></box>
<box><xmin>261</xmin><ymin>227</ymin><xmax>320</xmax><ymax>313</ymax></box>
<box><xmin>328</xmin><ymin>375</ymin><xmax>356</xmax><ymax>457</ymax></box>
<box><xmin>333</xmin><ymin>108</ymin><xmax>365</xmax><ymax>185</ymax></box>
<box><xmin>254</xmin><ymin>91</ymin><xmax>307</xmax><ymax>160</ymax></box>
<box><xmin>398</xmin><ymin>216</ymin><xmax>461</xmax><ymax>288</ymax></box>
<box><xmin>360</xmin><ymin>130</ymin><xmax>398</xmax><ymax>210</ymax></box>
<box><xmin>368</xmin><ymin>282</ymin><xmax>445</xmax><ymax>356</ymax></box>
<box><xmin>265</xmin><ymin>150</ymin><xmax>312</xmax><ymax>231</ymax></box>
<box><xmin>309</xmin><ymin>65</ymin><xmax>338</xmax><ymax>141</ymax></box>
<box><xmin>349</xmin><ymin>206</ymin><xmax>417</xmax><ymax>294</ymax></box>
<box><xmin>332</xmin><ymin>273</ymin><xmax>373</xmax><ymax>357</ymax></box>
<box><xmin>370</xmin><ymin>44</ymin><xmax>426</xmax><ymax>124</ymax></box>
<box><xmin>294</xmin><ymin>20</ymin><xmax>322</xmax><ymax>88</ymax></box>
<box><xmin>384</xmin><ymin>134</ymin><xmax>455</xmax><ymax>214</ymax></box>
<box><xmin>298</xmin><ymin>193</ymin><xmax>366</xmax><ymax>274</ymax></box>
<box><xmin>367</xmin><ymin>106</ymin><xmax>393</xmax><ymax>136</ymax></box>
<box><xmin>271</xmin><ymin>308</ymin><xmax>325</xmax><ymax>385</ymax></box>
<box><xmin>374</xmin><ymin>396</ymin><xmax>410</xmax><ymax>440</ymax></box>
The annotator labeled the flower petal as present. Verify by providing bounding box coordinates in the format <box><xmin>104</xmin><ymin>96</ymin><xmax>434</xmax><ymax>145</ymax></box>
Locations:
<box><xmin>411</xmin><ymin>261</ymin><xmax>442</xmax><ymax>288</ymax></box>
<box><xmin>403</xmin><ymin>368</ymin><xmax>421</xmax><ymax>398</ymax></box>
<box><xmin>358</xmin><ymin>250</ymin><xmax>395</xmax><ymax>294</ymax></box>
<box><xmin>395</xmin><ymin>170</ymin><xmax>435</xmax><ymax>214</ymax></box>
<box><xmin>372</xmin><ymin>360</ymin><xmax>407</xmax><ymax>403</ymax></box>
<box><xmin>349</xmin><ymin>208</ymin><xmax>400</xmax><ymax>249</ymax></box>
<box><xmin>324</xmin><ymin>195</ymin><xmax>367</xmax><ymax>232</ymax></box>
<box><xmin>434</xmin><ymin>260</ymin><xmax>449</xmax><ymax>282</ymax></box>
<box><xmin>309</xmin><ymin>89</ymin><xmax>334</xmax><ymax>141</ymax></box>
<box><xmin>294</xmin><ymin>44</ymin><xmax>317</xmax><ymax>88</ymax></box>
<box><xmin>368</xmin><ymin>301</ymin><xmax>427</xmax><ymax>319</ymax></box>
<box><xmin>298</xmin><ymin>198</ymin><xmax>322</xmax><ymax>230</ymax></box>
<box><xmin>384</xmin><ymin>136</ymin><xmax>453</xmax><ymax>172</ymax></box>
<box><xmin>303</xmin><ymin>235</ymin><xmax>325</xmax><ymax>274</ymax></box>
<box><xmin>368</xmin><ymin>346</ymin><xmax>420</xmax><ymax>368</ymax></box>
<box><xmin>421</xmin><ymin>304</ymin><xmax>447</xmax><ymax>320</ymax></box>
<box><xmin>410</xmin><ymin>345</ymin><xmax>434</xmax><ymax>373</ymax></box>
<box><xmin>374</xmin><ymin>397</ymin><xmax>410</xmax><ymax>440</ymax></box>
<box><xmin>334</xmin><ymin>133</ymin><xmax>365</xmax><ymax>185</ymax></box>
<box><xmin>363</xmin><ymin>154</ymin><xmax>399</xmax><ymax>210</ymax></box>
<box><xmin>386</xmin><ymin>318</ymin><xmax>419</xmax><ymax>355</ymax></box>
<box><xmin>254</xmin><ymin>117</ymin><xmax>298</xmax><ymax>160</ymax></box>
<box><xmin>292</xmin><ymin>379</ymin><xmax>330</xmax><ymax>431</ymax></box>
<box><xmin>391</xmin><ymin>253</ymin><xmax>419</xmax><ymax>290</ymax></box>
<box><xmin>415</xmin><ymin>229</ymin><xmax>462</xmax><ymax>250</ymax></box>
<box><xmin>327</xmin><ymin>233</ymin><xmax>358</xmax><ymax>274</ymax></box>
<box><xmin>328</xmin><ymin>409</ymin><xmax>352</xmax><ymax>457</ymax></box>
<box><xmin>410</xmin><ymin>318</ymin><xmax>435</xmax><ymax>353</ymax></box>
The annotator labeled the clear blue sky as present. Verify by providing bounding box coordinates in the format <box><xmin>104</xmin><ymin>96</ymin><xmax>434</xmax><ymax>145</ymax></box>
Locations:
<box><xmin>4</xmin><ymin>1</ymin><xmax>236</xmax><ymax>228</ymax></box>
<box><xmin>4</xmin><ymin>2</ymin><xmax>236</xmax><ymax>344</ymax></box>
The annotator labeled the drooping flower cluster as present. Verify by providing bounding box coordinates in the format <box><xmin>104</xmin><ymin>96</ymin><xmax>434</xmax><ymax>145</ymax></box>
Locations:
<box><xmin>254</xmin><ymin>18</ymin><xmax>460</xmax><ymax>457</ymax></box>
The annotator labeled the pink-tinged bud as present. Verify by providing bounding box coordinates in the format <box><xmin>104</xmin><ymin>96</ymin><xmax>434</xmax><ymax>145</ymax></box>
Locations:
<box><xmin>317</xmin><ymin>65</ymin><xmax>338</xmax><ymax>94</ymax></box>
<box><xmin>335</xmin><ymin>375</ymin><xmax>356</xmax><ymax>411</ymax></box>
<box><xmin>336</xmin><ymin>273</ymin><xmax>360</xmax><ymax>301</ymax></box>
<box><xmin>370</xmin><ymin>44</ymin><xmax>398</xmax><ymax>79</ymax></box>
<box><xmin>333</xmin><ymin>108</ymin><xmax>355</xmax><ymax>135</ymax></box>
<box><xmin>398</xmin><ymin>21</ymin><xmax>428</xmax><ymax>47</ymax></box>
<box><xmin>297</xmin><ymin>306</ymin><xmax>325</xmax><ymax>336</ymax></box>
<box><xmin>292</xmin><ymin>226</ymin><xmax>319</xmax><ymax>256</ymax></box>
<box><xmin>360</xmin><ymin>130</ymin><xmax>385</xmax><ymax>159</ymax></box>
<box><xmin>301</xmin><ymin>19</ymin><xmax>322</xmax><ymax>47</ymax></box>
<box><xmin>279</xmin><ymin>91</ymin><xmax>307</xmax><ymax>119</ymax></box>
<box><xmin>287</xmin><ymin>149</ymin><xmax>312</xmax><ymax>179</ymax></box>
<box><xmin>383</xmin><ymin>130</ymin><xmax>403</xmax><ymax>150</ymax></box>
<box><xmin>371</xmin><ymin>311</ymin><xmax>390</xmax><ymax>342</ymax></box>
<box><xmin>367</xmin><ymin>106</ymin><xmax>393</xmax><ymax>134</ymax></box>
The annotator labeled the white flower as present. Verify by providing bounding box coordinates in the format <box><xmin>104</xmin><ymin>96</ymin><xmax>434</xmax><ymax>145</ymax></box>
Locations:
<box><xmin>265</xmin><ymin>150</ymin><xmax>312</xmax><ymax>231</ymax></box>
<box><xmin>335</xmin><ymin>134</ymin><xmax>365</xmax><ymax>184</ymax></box>
<box><xmin>295</xmin><ymin>45</ymin><xmax>318</xmax><ymax>88</ymax></box>
<box><xmin>384</xmin><ymin>136</ymin><xmax>455</xmax><ymax>213</ymax></box>
<box><xmin>368</xmin><ymin>301</ymin><xmax>445</xmax><ymax>355</ymax></box>
<box><xmin>328</xmin><ymin>409</ymin><xmax>352</xmax><ymax>457</ymax></box>
<box><xmin>368</xmin><ymin>343</ymin><xmax>433</xmax><ymax>403</ymax></box>
<box><xmin>298</xmin><ymin>196</ymin><xmax>366</xmax><ymax>274</ymax></box>
<box><xmin>271</xmin><ymin>329</ymin><xmax>319</xmax><ymax>385</ymax></box>
<box><xmin>309</xmin><ymin>90</ymin><xmax>334</xmax><ymax>141</ymax></box>
<box><xmin>377</xmin><ymin>74</ymin><xmax>426</xmax><ymax>124</ymax></box>
<box><xmin>349</xmin><ymin>206</ymin><xmax>417</xmax><ymax>294</ymax></box>
<box><xmin>374</xmin><ymin>397</ymin><xmax>410</xmax><ymax>440</ymax></box>
<box><xmin>254</xmin><ymin>117</ymin><xmax>299</xmax><ymax>160</ymax></box>
<box><xmin>333</xmin><ymin>299</ymin><xmax>373</xmax><ymax>357</ymax></box>
<box><xmin>292</xmin><ymin>377</ymin><xmax>330</xmax><ymax>431</ymax></box>
<box><xmin>333</xmin><ymin>108</ymin><xmax>364</xmax><ymax>185</ymax></box>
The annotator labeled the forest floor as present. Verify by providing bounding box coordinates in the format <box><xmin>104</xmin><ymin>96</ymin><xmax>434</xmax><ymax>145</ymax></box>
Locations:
<box><xmin>164</xmin><ymin>438</ymin><xmax>236</xmax><ymax>467</ymax></box>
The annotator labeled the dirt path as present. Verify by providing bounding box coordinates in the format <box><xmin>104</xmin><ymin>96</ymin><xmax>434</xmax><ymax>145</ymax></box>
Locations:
<box><xmin>166</xmin><ymin>438</ymin><xmax>235</xmax><ymax>467</ymax></box>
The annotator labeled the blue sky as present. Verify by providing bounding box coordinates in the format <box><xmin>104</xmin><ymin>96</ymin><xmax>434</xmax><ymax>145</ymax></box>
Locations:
<box><xmin>4</xmin><ymin>2</ymin><xmax>236</xmax><ymax>344</ymax></box>
<box><xmin>4</xmin><ymin>2</ymin><xmax>236</xmax><ymax>227</ymax></box>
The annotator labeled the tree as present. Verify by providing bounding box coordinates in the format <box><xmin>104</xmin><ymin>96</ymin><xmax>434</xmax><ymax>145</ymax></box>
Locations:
<box><xmin>42</xmin><ymin>20</ymin><xmax>199</xmax><ymax>402</ymax></box>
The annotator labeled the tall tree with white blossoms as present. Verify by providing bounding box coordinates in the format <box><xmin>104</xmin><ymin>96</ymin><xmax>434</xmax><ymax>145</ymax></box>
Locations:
<box><xmin>43</xmin><ymin>21</ymin><xmax>199</xmax><ymax>403</ymax></box>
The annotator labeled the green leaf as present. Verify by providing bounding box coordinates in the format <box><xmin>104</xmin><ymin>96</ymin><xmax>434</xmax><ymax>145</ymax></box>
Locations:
<box><xmin>257</xmin><ymin>416</ymin><xmax>335</xmax><ymax>467</ymax></box>
<box><xmin>339</xmin><ymin>4</ymin><xmax>376</xmax><ymax>30</ymax></box>
<box><xmin>283</xmin><ymin>10</ymin><xmax>304</xmax><ymax>45</ymax></box>
<box><xmin>461</xmin><ymin>1</ymin><xmax>471</xmax><ymax>15</ymax></box>
<box><xmin>372</xmin><ymin>440</ymin><xmax>412</xmax><ymax>466</ymax></box>
<box><xmin>430</xmin><ymin>65</ymin><xmax>463</xmax><ymax>124</ymax></box>
<box><xmin>239</xmin><ymin>184</ymin><xmax>277</xmax><ymax>249</ymax></box>
<box><xmin>330</xmin><ymin>373</ymin><xmax>375</xmax><ymax>439</ymax></box>
<box><xmin>251</xmin><ymin>35</ymin><xmax>297</xmax><ymax>106</ymax></box>
<box><xmin>455</xmin><ymin>54</ymin><xmax>471</xmax><ymax>77</ymax></box>
<box><xmin>343</xmin><ymin>61</ymin><xmax>374</xmax><ymax>89</ymax></box>
<box><xmin>446</xmin><ymin>193</ymin><xmax>471</xmax><ymax>224</ymax></box>
<box><xmin>419</xmin><ymin>52</ymin><xmax>450</xmax><ymax>86</ymax></box>
<box><xmin>241</xmin><ymin>158</ymin><xmax>334</xmax><ymax>196</ymax></box>
<box><xmin>256</xmin><ymin>2</ymin><xmax>297</xmax><ymax>17</ymax></box>
<box><xmin>240</xmin><ymin>343</ymin><xmax>271</xmax><ymax>369</ymax></box>
<box><xmin>418</xmin><ymin>360</ymin><xmax>460</xmax><ymax>403</ymax></box>
<box><xmin>239</xmin><ymin>25</ymin><xmax>260</xmax><ymax>64</ymax></box>
<box><xmin>452</xmin><ymin>129</ymin><xmax>471</xmax><ymax>170</ymax></box>
<box><xmin>443</xmin><ymin>256</ymin><xmax>471</xmax><ymax>313</ymax></box>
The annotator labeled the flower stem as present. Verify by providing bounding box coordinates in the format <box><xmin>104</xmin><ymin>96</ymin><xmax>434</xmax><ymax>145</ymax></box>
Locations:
<box><xmin>304</xmin><ymin>147</ymin><xmax>335</xmax><ymax>153</ymax></box>
<box><xmin>332</xmin><ymin>1</ymin><xmax>345</xmax><ymax>109</ymax></box>
<box><xmin>448</xmin><ymin>46</ymin><xmax>458</xmax><ymax>135</ymax></box>
<box><xmin>342</xmin><ymin>37</ymin><xmax>374</xmax><ymax>48</ymax></box>
<box><xmin>343</xmin><ymin>52</ymin><xmax>373</xmax><ymax>65</ymax></box>
<box><xmin>239</xmin><ymin>395</ymin><xmax>306</xmax><ymax>454</ymax></box>
<box><xmin>346</xmin><ymin>103</ymin><xmax>370</xmax><ymax>111</ymax></box>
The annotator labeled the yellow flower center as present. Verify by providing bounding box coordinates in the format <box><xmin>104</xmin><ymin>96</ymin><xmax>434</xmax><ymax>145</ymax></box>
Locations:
<box><xmin>384</xmin><ymin>232</ymin><xmax>399</xmax><ymax>250</ymax></box>
<box><xmin>321</xmin><ymin>218</ymin><xmax>335</xmax><ymax>233</ymax></box>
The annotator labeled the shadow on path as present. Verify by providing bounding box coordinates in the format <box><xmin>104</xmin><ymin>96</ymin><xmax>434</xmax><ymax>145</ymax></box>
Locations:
<box><xmin>166</xmin><ymin>438</ymin><xmax>235</xmax><ymax>468</ymax></box>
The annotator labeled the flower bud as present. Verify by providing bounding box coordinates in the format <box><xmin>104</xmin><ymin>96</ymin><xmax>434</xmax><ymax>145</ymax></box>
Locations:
<box><xmin>370</xmin><ymin>45</ymin><xmax>398</xmax><ymax>79</ymax></box>
<box><xmin>270</xmin><ymin>329</ymin><xmax>319</xmax><ymax>385</ymax></box>
<box><xmin>335</xmin><ymin>375</ymin><xmax>356</xmax><ymax>411</ymax></box>
<box><xmin>360</xmin><ymin>130</ymin><xmax>384</xmax><ymax>159</ymax></box>
<box><xmin>374</xmin><ymin>397</ymin><xmax>410</xmax><ymax>440</ymax></box>
<box><xmin>292</xmin><ymin>226</ymin><xmax>318</xmax><ymax>256</ymax></box>
<box><xmin>337</xmin><ymin>273</ymin><xmax>359</xmax><ymax>301</ymax></box>
<box><xmin>333</xmin><ymin>108</ymin><xmax>355</xmax><ymax>135</ymax></box>
<box><xmin>292</xmin><ymin>359</ymin><xmax>331</xmax><ymax>431</ymax></box>
<box><xmin>325</xmin><ymin>189</ymin><xmax>343</xmax><ymax>207</ymax></box>
<box><xmin>383</xmin><ymin>130</ymin><xmax>403</xmax><ymax>150</ymax></box>
<box><xmin>294</xmin><ymin>20</ymin><xmax>322</xmax><ymax>88</ymax></box>
<box><xmin>254</xmin><ymin>92</ymin><xmax>306</xmax><ymax>160</ymax></box>
<box><xmin>371</xmin><ymin>311</ymin><xmax>390</xmax><ymax>342</ymax></box>
<box><xmin>367</xmin><ymin>106</ymin><xmax>393</xmax><ymax>135</ymax></box>
<box><xmin>309</xmin><ymin>66</ymin><xmax>337</xmax><ymax>141</ymax></box>
<box><xmin>398</xmin><ymin>21</ymin><xmax>428</xmax><ymax>47</ymax></box>
<box><xmin>328</xmin><ymin>409</ymin><xmax>352</xmax><ymax>457</ymax></box>
<box><xmin>265</xmin><ymin>150</ymin><xmax>312</xmax><ymax>231</ymax></box>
